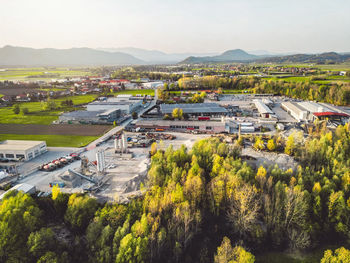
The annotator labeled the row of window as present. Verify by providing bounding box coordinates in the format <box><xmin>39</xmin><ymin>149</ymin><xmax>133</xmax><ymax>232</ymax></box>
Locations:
<box><xmin>168</xmin><ymin>125</ymin><xmax>212</xmax><ymax>130</ymax></box>
<box><xmin>0</xmin><ymin>153</ymin><xmax>25</xmax><ymax>159</ymax></box>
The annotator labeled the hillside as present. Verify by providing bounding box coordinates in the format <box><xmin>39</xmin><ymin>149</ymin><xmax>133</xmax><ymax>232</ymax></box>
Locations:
<box><xmin>180</xmin><ymin>49</ymin><xmax>259</xmax><ymax>63</ymax></box>
<box><xmin>99</xmin><ymin>47</ymin><xmax>217</xmax><ymax>63</ymax></box>
<box><xmin>258</xmin><ymin>52</ymin><xmax>350</xmax><ymax>64</ymax></box>
<box><xmin>0</xmin><ymin>46</ymin><xmax>144</xmax><ymax>66</ymax></box>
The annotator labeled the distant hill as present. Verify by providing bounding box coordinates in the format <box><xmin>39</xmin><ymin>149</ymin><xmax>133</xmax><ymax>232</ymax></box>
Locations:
<box><xmin>98</xmin><ymin>47</ymin><xmax>218</xmax><ymax>64</ymax></box>
<box><xmin>180</xmin><ymin>49</ymin><xmax>259</xmax><ymax>64</ymax></box>
<box><xmin>0</xmin><ymin>46</ymin><xmax>144</xmax><ymax>66</ymax></box>
<box><xmin>258</xmin><ymin>52</ymin><xmax>350</xmax><ymax>64</ymax></box>
<box><xmin>180</xmin><ymin>49</ymin><xmax>350</xmax><ymax>64</ymax></box>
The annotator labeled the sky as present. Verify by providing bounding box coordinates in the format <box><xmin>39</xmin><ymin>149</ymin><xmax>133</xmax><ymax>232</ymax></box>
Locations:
<box><xmin>0</xmin><ymin>0</ymin><xmax>349</xmax><ymax>54</ymax></box>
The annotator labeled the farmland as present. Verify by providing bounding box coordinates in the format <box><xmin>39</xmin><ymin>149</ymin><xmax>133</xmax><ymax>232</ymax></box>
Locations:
<box><xmin>0</xmin><ymin>67</ymin><xmax>91</xmax><ymax>81</ymax></box>
<box><xmin>0</xmin><ymin>94</ymin><xmax>97</xmax><ymax>125</ymax></box>
<box><xmin>0</xmin><ymin>134</ymin><xmax>98</xmax><ymax>147</ymax></box>
<box><xmin>0</xmin><ymin>124</ymin><xmax>112</xmax><ymax>136</ymax></box>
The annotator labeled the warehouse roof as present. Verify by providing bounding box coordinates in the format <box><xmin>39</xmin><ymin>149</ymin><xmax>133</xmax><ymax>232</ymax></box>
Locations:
<box><xmin>160</xmin><ymin>103</ymin><xmax>228</xmax><ymax>114</ymax></box>
<box><xmin>253</xmin><ymin>100</ymin><xmax>273</xmax><ymax>114</ymax></box>
<box><xmin>136</xmin><ymin>120</ymin><xmax>225</xmax><ymax>127</ymax></box>
<box><xmin>0</xmin><ymin>140</ymin><xmax>45</xmax><ymax>151</ymax></box>
<box><xmin>313</xmin><ymin>112</ymin><xmax>349</xmax><ymax>117</ymax></box>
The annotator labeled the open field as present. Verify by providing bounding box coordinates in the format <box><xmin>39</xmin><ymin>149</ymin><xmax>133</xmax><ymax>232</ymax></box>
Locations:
<box><xmin>0</xmin><ymin>67</ymin><xmax>91</xmax><ymax>81</ymax></box>
<box><xmin>0</xmin><ymin>134</ymin><xmax>98</xmax><ymax>147</ymax></box>
<box><xmin>0</xmin><ymin>94</ymin><xmax>97</xmax><ymax>124</ymax></box>
<box><xmin>0</xmin><ymin>124</ymin><xmax>112</xmax><ymax>136</ymax></box>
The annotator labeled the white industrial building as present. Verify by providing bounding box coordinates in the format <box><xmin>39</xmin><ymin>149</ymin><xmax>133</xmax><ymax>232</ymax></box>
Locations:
<box><xmin>253</xmin><ymin>99</ymin><xmax>274</xmax><ymax>118</ymax></box>
<box><xmin>0</xmin><ymin>140</ymin><xmax>47</xmax><ymax>161</ymax></box>
<box><xmin>281</xmin><ymin>101</ymin><xmax>308</xmax><ymax>122</ymax></box>
<box><xmin>86</xmin><ymin>97</ymin><xmax>143</xmax><ymax>114</ymax></box>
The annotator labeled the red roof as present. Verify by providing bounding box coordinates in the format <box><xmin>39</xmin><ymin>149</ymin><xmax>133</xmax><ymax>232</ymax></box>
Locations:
<box><xmin>313</xmin><ymin>112</ymin><xmax>349</xmax><ymax>117</ymax></box>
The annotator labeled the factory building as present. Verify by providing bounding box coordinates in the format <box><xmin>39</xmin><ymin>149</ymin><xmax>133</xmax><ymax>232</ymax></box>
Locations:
<box><xmin>282</xmin><ymin>100</ymin><xmax>349</xmax><ymax>124</ymax></box>
<box><xmin>87</xmin><ymin>97</ymin><xmax>143</xmax><ymax>114</ymax></box>
<box><xmin>59</xmin><ymin>109</ymin><xmax>121</xmax><ymax>124</ymax></box>
<box><xmin>281</xmin><ymin>101</ymin><xmax>308</xmax><ymax>122</ymax></box>
<box><xmin>0</xmin><ymin>140</ymin><xmax>47</xmax><ymax>161</ymax></box>
<box><xmin>0</xmin><ymin>183</ymin><xmax>36</xmax><ymax>200</ymax></box>
<box><xmin>160</xmin><ymin>103</ymin><xmax>228</xmax><ymax>118</ymax></box>
<box><xmin>135</xmin><ymin>120</ymin><xmax>228</xmax><ymax>133</ymax></box>
<box><xmin>253</xmin><ymin>99</ymin><xmax>274</xmax><ymax>118</ymax></box>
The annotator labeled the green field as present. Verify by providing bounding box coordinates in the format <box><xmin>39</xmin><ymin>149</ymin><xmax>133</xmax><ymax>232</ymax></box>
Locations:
<box><xmin>0</xmin><ymin>134</ymin><xmax>98</xmax><ymax>147</ymax></box>
<box><xmin>0</xmin><ymin>67</ymin><xmax>91</xmax><ymax>81</ymax></box>
<box><xmin>0</xmin><ymin>95</ymin><xmax>97</xmax><ymax>125</ymax></box>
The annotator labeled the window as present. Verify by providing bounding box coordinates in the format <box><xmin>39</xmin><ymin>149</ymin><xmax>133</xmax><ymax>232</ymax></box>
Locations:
<box><xmin>28</xmin><ymin>153</ymin><xmax>33</xmax><ymax>159</ymax></box>
<box><xmin>206</xmin><ymin>126</ymin><xmax>212</xmax><ymax>130</ymax></box>
<box><xmin>16</xmin><ymin>154</ymin><xmax>25</xmax><ymax>159</ymax></box>
<box><xmin>40</xmin><ymin>145</ymin><xmax>46</xmax><ymax>149</ymax></box>
<box><xmin>5</xmin><ymin>154</ymin><xmax>14</xmax><ymax>158</ymax></box>
<box><xmin>194</xmin><ymin>126</ymin><xmax>199</xmax><ymax>129</ymax></box>
<box><xmin>34</xmin><ymin>150</ymin><xmax>39</xmax><ymax>156</ymax></box>
<box><xmin>0</xmin><ymin>153</ymin><xmax>3</xmax><ymax>158</ymax></box>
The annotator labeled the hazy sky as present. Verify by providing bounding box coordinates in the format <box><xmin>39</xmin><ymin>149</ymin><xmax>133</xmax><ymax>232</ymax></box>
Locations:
<box><xmin>0</xmin><ymin>0</ymin><xmax>349</xmax><ymax>53</ymax></box>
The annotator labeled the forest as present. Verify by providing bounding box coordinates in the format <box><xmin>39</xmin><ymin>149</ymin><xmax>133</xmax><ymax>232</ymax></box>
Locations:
<box><xmin>1</xmin><ymin>124</ymin><xmax>350</xmax><ymax>262</ymax></box>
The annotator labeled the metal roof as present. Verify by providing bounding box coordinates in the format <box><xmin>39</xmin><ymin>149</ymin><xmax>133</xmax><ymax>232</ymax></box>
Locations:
<box><xmin>253</xmin><ymin>100</ymin><xmax>273</xmax><ymax>114</ymax></box>
<box><xmin>313</xmin><ymin>112</ymin><xmax>349</xmax><ymax>117</ymax></box>
<box><xmin>160</xmin><ymin>103</ymin><xmax>228</xmax><ymax>114</ymax></box>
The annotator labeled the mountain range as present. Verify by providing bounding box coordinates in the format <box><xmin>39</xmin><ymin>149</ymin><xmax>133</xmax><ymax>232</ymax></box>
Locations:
<box><xmin>97</xmin><ymin>47</ymin><xmax>218</xmax><ymax>63</ymax></box>
<box><xmin>0</xmin><ymin>46</ymin><xmax>349</xmax><ymax>66</ymax></box>
<box><xmin>0</xmin><ymin>46</ymin><xmax>144</xmax><ymax>66</ymax></box>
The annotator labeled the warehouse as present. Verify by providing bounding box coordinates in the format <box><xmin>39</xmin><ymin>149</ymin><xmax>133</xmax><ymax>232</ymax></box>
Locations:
<box><xmin>59</xmin><ymin>109</ymin><xmax>121</xmax><ymax>124</ymax></box>
<box><xmin>0</xmin><ymin>140</ymin><xmax>47</xmax><ymax>161</ymax></box>
<box><xmin>160</xmin><ymin>103</ymin><xmax>228</xmax><ymax>117</ymax></box>
<box><xmin>86</xmin><ymin>97</ymin><xmax>143</xmax><ymax>114</ymax></box>
<box><xmin>135</xmin><ymin>120</ymin><xmax>227</xmax><ymax>133</ymax></box>
<box><xmin>313</xmin><ymin>112</ymin><xmax>349</xmax><ymax>125</ymax></box>
<box><xmin>253</xmin><ymin>99</ymin><xmax>274</xmax><ymax>118</ymax></box>
<box><xmin>0</xmin><ymin>183</ymin><xmax>36</xmax><ymax>200</ymax></box>
<box><xmin>281</xmin><ymin>101</ymin><xmax>308</xmax><ymax>122</ymax></box>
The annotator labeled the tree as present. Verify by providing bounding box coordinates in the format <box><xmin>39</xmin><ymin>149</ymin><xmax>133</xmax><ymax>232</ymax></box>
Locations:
<box><xmin>227</xmin><ymin>184</ymin><xmax>260</xmax><ymax>239</ymax></box>
<box><xmin>132</xmin><ymin>111</ymin><xmax>138</xmax><ymax>119</ymax></box>
<box><xmin>64</xmin><ymin>194</ymin><xmax>98</xmax><ymax>233</ymax></box>
<box><xmin>267</xmin><ymin>139</ymin><xmax>276</xmax><ymax>151</ymax></box>
<box><xmin>321</xmin><ymin>247</ymin><xmax>350</xmax><ymax>263</ymax></box>
<box><xmin>0</xmin><ymin>191</ymin><xmax>42</xmax><ymax>262</ymax></box>
<box><xmin>254</xmin><ymin>137</ymin><xmax>265</xmax><ymax>151</ymax></box>
<box><xmin>22</xmin><ymin>107</ymin><xmax>29</xmax><ymax>115</ymax></box>
<box><xmin>13</xmin><ymin>104</ymin><xmax>20</xmax><ymax>114</ymax></box>
<box><xmin>27</xmin><ymin>228</ymin><xmax>57</xmax><ymax>258</ymax></box>
<box><xmin>214</xmin><ymin>237</ymin><xmax>255</xmax><ymax>263</ymax></box>
<box><xmin>37</xmin><ymin>252</ymin><xmax>59</xmax><ymax>263</ymax></box>
<box><xmin>172</xmin><ymin>108</ymin><xmax>183</xmax><ymax>120</ymax></box>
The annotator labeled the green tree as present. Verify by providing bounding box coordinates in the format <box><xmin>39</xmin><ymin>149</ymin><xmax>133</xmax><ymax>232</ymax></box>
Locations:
<box><xmin>214</xmin><ymin>237</ymin><xmax>255</xmax><ymax>263</ymax></box>
<box><xmin>27</xmin><ymin>228</ymin><xmax>57</xmax><ymax>258</ymax></box>
<box><xmin>22</xmin><ymin>107</ymin><xmax>29</xmax><ymax>115</ymax></box>
<box><xmin>64</xmin><ymin>194</ymin><xmax>98</xmax><ymax>233</ymax></box>
<box><xmin>321</xmin><ymin>247</ymin><xmax>350</xmax><ymax>263</ymax></box>
<box><xmin>13</xmin><ymin>104</ymin><xmax>20</xmax><ymax>114</ymax></box>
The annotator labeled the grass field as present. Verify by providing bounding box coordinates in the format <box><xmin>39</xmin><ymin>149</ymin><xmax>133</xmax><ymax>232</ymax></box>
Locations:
<box><xmin>0</xmin><ymin>67</ymin><xmax>91</xmax><ymax>81</ymax></box>
<box><xmin>0</xmin><ymin>134</ymin><xmax>98</xmax><ymax>147</ymax></box>
<box><xmin>0</xmin><ymin>95</ymin><xmax>97</xmax><ymax>125</ymax></box>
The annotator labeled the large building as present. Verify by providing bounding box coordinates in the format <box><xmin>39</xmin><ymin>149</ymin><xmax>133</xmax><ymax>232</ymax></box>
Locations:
<box><xmin>59</xmin><ymin>109</ymin><xmax>121</xmax><ymax>124</ymax></box>
<box><xmin>0</xmin><ymin>140</ymin><xmax>47</xmax><ymax>161</ymax></box>
<box><xmin>86</xmin><ymin>97</ymin><xmax>143</xmax><ymax>114</ymax></box>
<box><xmin>135</xmin><ymin>120</ymin><xmax>228</xmax><ymax>133</ymax></box>
<box><xmin>160</xmin><ymin>103</ymin><xmax>228</xmax><ymax>117</ymax></box>
<box><xmin>253</xmin><ymin>99</ymin><xmax>274</xmax><ymax>118</ymax></box>
<box><xmin>282</xmin><ymin>101</ymin><xmax>349</xmax><ymax>124</ymax></box>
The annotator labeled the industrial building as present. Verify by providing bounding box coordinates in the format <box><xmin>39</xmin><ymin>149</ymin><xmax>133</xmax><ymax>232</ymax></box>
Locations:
<box><xmin>0</xmin><ymin>183</ymin><xmax>36</xmax><ymax>200</ymax></box>
<box><xmin>0</xmin><ymin>140</ymin><xmax>47</xmax><ymax>161</ymax></box>
<box><xmin>160</xmin><ymin>103</ymin><xmax>228</xmax><ymax>117</ymax></box>
<box><xmin>59</xmin><ymin>109</ymin><xmax>121</xmax><ymax>124</ymax></box>
<box><xmin>253</xmin><ymin>99</ymin><xmax>274</xmax><ymax>118</ymax></box>
<box><xmin>135</xmin><ymin>120</ymin><xmax>228</xmax><ymax>133</ymax></box>
<box><xmin>86</xmin><ymin>97</ymin><xmax>143</xmax><ymax>114</ymax></box>
<box><xmin>281</xmin><ymin>101</ymin><xmax>308</xmax><ymax>122</ymax></box>
<box><xmin>281</xmin><ymin>101</ymin><xmax>349</xmax><ymax>124</ymax></box>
